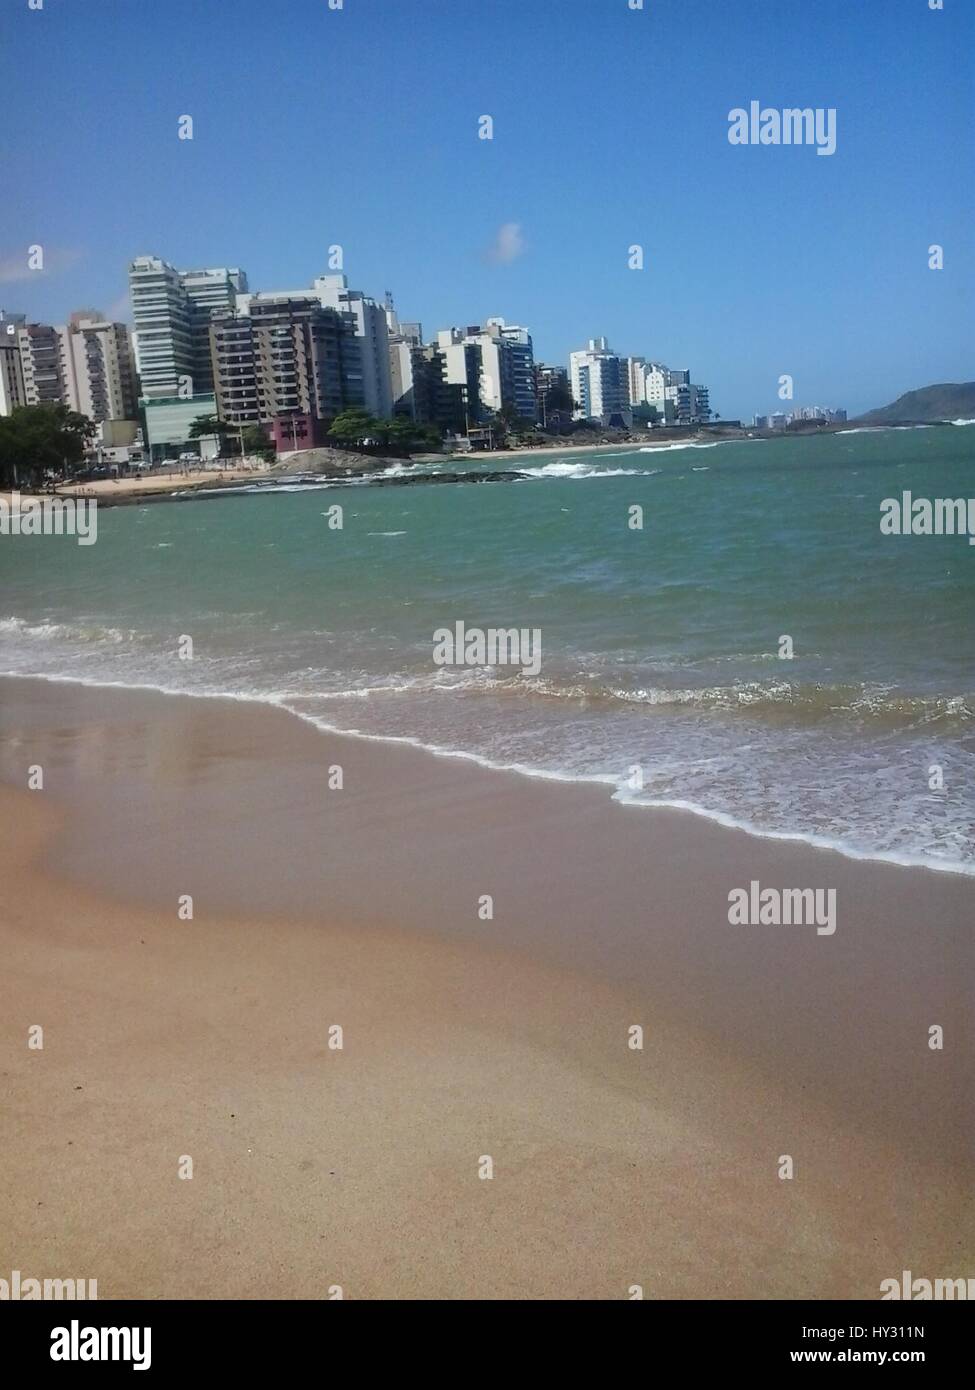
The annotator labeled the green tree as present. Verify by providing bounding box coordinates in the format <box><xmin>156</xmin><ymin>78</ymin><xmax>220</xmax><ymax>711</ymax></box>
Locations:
<box><xmin>328</xmin><ymin>409</ymin><xmax>379</xmax><ymax>446</ymax></box>
<box><xmin>240</xmin><ymin>423</ymin><xmax>274</xmax><ymax>461</ymax></box>
<box><xmin>0</xmin><ymin>404</ymin><xmax>95</xmax><ymax>489</ymax></box>
<box><xmin>388</xmin><ymin>418</ymin><xmax>441</xmax><ymax>451</ymax></box>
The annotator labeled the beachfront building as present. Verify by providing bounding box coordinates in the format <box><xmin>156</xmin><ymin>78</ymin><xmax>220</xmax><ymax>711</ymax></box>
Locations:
<box><xmin>385</xmin><ymin>295</ymin><xmax>424</xmax><ymax>419</ymax></box>
<box><xmin>180</xmin><ymin>267</ymin><xmax>248</xmax><ymax>396</ymax></box>
<box><xmin>436</xmin><ymin>319</ymin><xmax>537</xmax><ymax>425</ymax></box>
<box><xmin>128</xmin><ymin>256</ymin><xmax>248</xmax><ymax>400</ymax></box>
<box><xmin>0</xmin><ymin>338</ymin><xmax>25</xmax><ymax>415</ymax></box>
<box><xmin>128</xmin><ymin>257</ymin><xmax>189</xmax><ymax>397</ymax></box>
<box><xmin>569</xmin><ymin>338</ymin><xmax>631</xmax><ymax>428</ymax></box>
<box><xmin>310</xmin><ymin>275</ymin><xmax>392</xmax><ymax>419</ymax></box>
<box><xmin>628</xmin><ymin>358</ymin><xmax>711</xmax><ymax>425</ymax></box>
<box><xmin>233</xmin><ymin>274</ymin><xmax>393</xmax><ymax>422</ymax></box>
<box><xmin>210</xmin><ymin>295</ymin><xmax>365</xmax><ymax>442</ymax></box>
<box><xmin>17</xmin><ymin>322</ymin><xmax>65</xmax><ymax>405</ymax></box>
<box><xmin>0</xmin><ymin>311</ymin><xmax>26</xmax><ymax>415</ymax></box>
<box><xmin>489</xmin><ymin>319</ymin><xmax>537</xmax><ymax>422</ymax></box>
<box><xmin>57</xmin><ymin>312</ymin><xmax>138</xmax><ymax>424</ymax></box>
<box><xmin>628</xmin><ymin>358</ymin><xmax>670</xmax><ymax>412</ymax></box>
<box><xmin>673</xmin><ymin>380</ymin><xmax>710</xmax><ymax>424</ymax></box>
<box><xmin>410</xmin><ymin>343</ymin><xmax>469</xmax><ymax>434</ymax></box>
<box><xmin>437</xmin><ymin>328</ymin><xmax>487</xmax><ymax>425</ymax></box>
<box><xmin>142</xmin><ymin>393</ymin><xmax>219</xmax><ymax>460</ymax></box>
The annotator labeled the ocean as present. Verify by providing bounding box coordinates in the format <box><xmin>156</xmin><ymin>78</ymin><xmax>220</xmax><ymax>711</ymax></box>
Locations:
<box><xmin>2</xmin><ymin>425</ymin><xmax>973</xmax><ymax>874</ymax></box>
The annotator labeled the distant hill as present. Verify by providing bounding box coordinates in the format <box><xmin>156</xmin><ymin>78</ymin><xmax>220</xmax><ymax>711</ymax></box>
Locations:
<box><xmin>857</xmin><ymin>382</ymin><xmax>975</xmax><ymax>425</ymax></box>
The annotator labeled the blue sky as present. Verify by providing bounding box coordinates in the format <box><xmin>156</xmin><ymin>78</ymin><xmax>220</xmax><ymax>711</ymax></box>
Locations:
<box><xmin>1</xmin><ymin>0</ymin><xmax>972</xmax><ymax>418</ymax></box>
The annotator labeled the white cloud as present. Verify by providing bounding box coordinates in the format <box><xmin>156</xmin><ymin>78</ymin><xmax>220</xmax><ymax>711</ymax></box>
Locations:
<box><xmin>485</xmin><ymin>222</ymin><xmax>526</xmax><ymax>265</ymax></box>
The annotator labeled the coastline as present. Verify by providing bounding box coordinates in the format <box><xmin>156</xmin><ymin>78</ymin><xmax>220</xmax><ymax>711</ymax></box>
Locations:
<box><xmin>0</xmin><ymin>436</ymin><xmax>739</xmax><ymax>513</ymax></box>
<box><xmin>0</xmin><ymin>465</ymin><xmax>272</xmax><ymax>513</ymax></box>
<box><xmin>452</xmin><ymin>432</ymin><xmax>733</xmax><ymax>462</ymax></box>
<box><xmin>1</xmin><ymin>674</ymin><xmax>971</xmax><ymax>1298</ymax></box>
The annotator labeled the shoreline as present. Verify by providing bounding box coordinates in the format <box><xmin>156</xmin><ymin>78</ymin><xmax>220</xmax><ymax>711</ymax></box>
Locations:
<box><xmin>1</xmin><ymin>668</ymin><xmax>970</xmax><ymax>882</ymax></box>
<box><xmin>6</xmin><ymin>423</ymin><xmax>944</xmax><ymax>511</ymax></box>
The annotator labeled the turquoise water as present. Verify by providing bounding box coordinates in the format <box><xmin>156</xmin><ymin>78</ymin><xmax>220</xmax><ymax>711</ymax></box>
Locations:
<box><xmin>2</xmin><ymin>426</ymin><xmax>973</xmax><ymax>871</ymax></box>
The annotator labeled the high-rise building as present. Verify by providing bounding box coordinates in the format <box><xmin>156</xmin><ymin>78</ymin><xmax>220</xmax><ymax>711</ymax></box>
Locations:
<box><xmin>0</xmin><ymin>311</ymin><xmax>26</xmax><ymax>415</ymax></box>
<box><xmin>17</xmin><ymin>323</ymin><xmax>65</xmax><ymax>405</ymax></box>
<box><xmin>57</xmin><ymin>312</ymin><xmax>138</xmax><ymax>423</ymax></box>
<box><xmin>628</xmin><ymin>358</ymin><xmax>669</xmax><ymax>409</ymax></box>
<box><xmin>626</xmin><ymin>356</ymin><xmax>647</xmax><ymax>406</ymax></box>
<box><xmin>234</xmin><ymin>273</ymin><xmax>392</xmax><ymax>419</ymax></box>
<box><xmin>210</xmin><ymin>296</ymin><xmax>364</xmax><ymax>430</ymax></box>
<box><xmin>410</xmin><ymin>343</ymin><xmax>469</xmax><ymax>434</ymax></box>
<box><xmin>128</xmin><ymin>256</ymin><xmax>248</xmax><ymax>399</ymax></box>
<box><xmin>128</xmin><ymin>256</ymin><xmax>192</xmax><ymax>398</ymax></box>
<box><xmin>435</xmin><ymin>320</ymin><xmax>536</xmax><ymax>424</ymax></box>
<box><xmin>628</xmin><ymin>358</ymin><xmax>711</xmax><ymax>424</ymax></box>
<box><xmin>0</xmin><ymin>341</ymin><xmax>25</xmax><ymax>415</ymax></box>
<box><xmin>180</xmin><ymin>267</ymin><xmax>248</xmax><ymax>394</ymax></box>
<box><xmin>384</xmin><ymin>295</ymin><xmax>424</xmax><ymax>419</ymax></box>
<box><xmin>311</xmin><ymin>275</ymin><xmax>392</xmax><ymax>418</ymax></box>
<box><xmin>672</xmin><ymin>380</ymin><xmax>710</xmax><ymax>423</ymax></box>
<box><xmin>486</xmin><ymin>318</ymin><xmax>536</xmax><ymax>422</ymax></box>
<box><xmin>569</xmin><ymin>338</ymin><xmax>631</xmax><ymax>428</ymax></box>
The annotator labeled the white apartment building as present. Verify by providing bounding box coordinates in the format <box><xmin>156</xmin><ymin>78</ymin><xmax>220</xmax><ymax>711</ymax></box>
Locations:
<box><xmin>17</xmin><ymin>322</ymin><xmax>64</xmax><ymax>405</ymax></box>
<box><xmin>436</xmin><ymin>319</ymin><xmax>536</xmax><ymax>423</ymax></box>
<box><xmin>128</xmin><ymin>256</ymin><xmax>247</xmax><ymax>399</ymax></box>
<box><xmin>569</xmin><ymin>338</ymin><xmax>631</xmax><ymax>427</ymax></box>
<box><xmin>627</xmin><ymin>358</ymin><xmax>670</xmax><ymax>408</ymax></box>
<box><xmin>312</xmin><ymin>275</ymin><xmax>393</xmax><ymax>418</ymax></box>
<box><xmin>58</xmin><ymin>313</ymin><xmax>138</xmax><ymax>423</ymax></box>
<box><xmin>385</xmin><ymin>295</ymin><xmax>423</xmax><ymax>417</ymax></box>
<box><xmin>627</xmin><ymin>357</ymin><xmax>710</xmax><ymax>424</ymax></box>
<box><xmin>486</xmin><ymin>318</ymin><xmax>536</xmax><ymax>421</ymax></box>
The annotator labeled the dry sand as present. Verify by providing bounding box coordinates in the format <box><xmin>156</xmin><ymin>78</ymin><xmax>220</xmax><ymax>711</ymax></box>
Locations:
<box><xmin>0</xmin><ymin>676</ymin><xmax>971</xmax><ymax>1299</ymax></box>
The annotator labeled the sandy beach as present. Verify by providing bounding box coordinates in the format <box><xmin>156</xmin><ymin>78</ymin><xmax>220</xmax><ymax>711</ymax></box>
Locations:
<box><xmin>0</xmin><ymin>675</ymin><xmax>971</xmax><ymax>1299</ymax></box>
<box><xmin>0</xmin><ymin>464</ymin><xmax>270</xmax><ymax>512</ymax></box>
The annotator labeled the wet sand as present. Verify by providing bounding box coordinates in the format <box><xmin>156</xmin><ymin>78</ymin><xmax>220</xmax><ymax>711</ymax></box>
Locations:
<box><xmin>0</xmin><ymin>675</ymin><xmax>972</xmax><ymax>1298</ymax></box>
